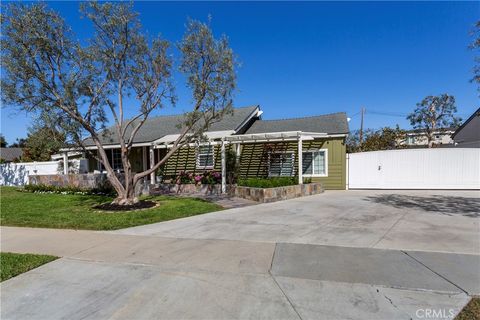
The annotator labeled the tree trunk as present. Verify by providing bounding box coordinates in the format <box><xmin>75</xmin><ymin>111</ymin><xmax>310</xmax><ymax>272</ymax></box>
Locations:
<box><xmin>111</xmin><ymin>175</ymin><xmax>138</xmax><ymax>206</ymax></box>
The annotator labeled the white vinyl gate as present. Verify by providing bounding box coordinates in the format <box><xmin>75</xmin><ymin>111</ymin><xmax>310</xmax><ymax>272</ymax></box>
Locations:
<box><xmin>347</xmin><ymin>148</ymin><xmax>480</xmax><ymax>189</ymax></box>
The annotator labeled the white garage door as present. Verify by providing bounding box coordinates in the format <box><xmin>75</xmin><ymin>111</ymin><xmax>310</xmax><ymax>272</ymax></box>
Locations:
<box><xmin>347</xmin><ymin>148</ymin><xmax>480</xmax><ymax>189</ymax></box>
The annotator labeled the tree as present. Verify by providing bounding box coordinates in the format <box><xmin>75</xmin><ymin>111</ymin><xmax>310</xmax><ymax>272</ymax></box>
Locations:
<box><xmin>347</xmin><ymin>126</ymin><xmax>406</xmax><ymax>153</ymax></box>
<box><xmin>1</xmin><ymin>3</ymin><xmax>236</xmax><ymax>205</ymax></box>
<box><xmin>407</xmin><ymin>94</ymin><xmax>461</xmax><ymax>148</ymax></box>
<box><xmin>21</xmin><ymin>126</ymin><xmax>66</xmax><ymax>162</ymax></box>
<box><xmin>0</xmin><ymin>135</ymin><xmax>7</xmax><ymax>148</ymax></box>
<box><xmin>9</xmin><ymin>138</ymin><xmax>27</xmax><ymax>148</ymax></box>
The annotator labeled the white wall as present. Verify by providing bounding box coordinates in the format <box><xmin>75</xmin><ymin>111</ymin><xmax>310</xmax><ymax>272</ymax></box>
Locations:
<box><xmin>0</xmin><ymin>159</ymin><xmax>91</xmax><ymax>186</ymax></box>
<box><xmin>0</xmin><ymin>161</ymin><xmax>60</xmax><ymax>186</ymax></box>
<box><xmin>348</xmin><ymin>148</ymin><xmax>480</xmax><ymax>189</ymax></box>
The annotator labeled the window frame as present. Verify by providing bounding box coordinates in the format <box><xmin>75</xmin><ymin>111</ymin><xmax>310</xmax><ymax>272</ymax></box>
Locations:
<box><xmin>268</xmin><ymin>151</ymin><xmax>295</xmax><ymax>177</ymax></box>
<box><xmin>302</xmin><ymin>149</ymin><xmax>328</xmax><ymax>177</ymax></box>
<box><xmin>196</xmin><ymin>144</ymin><xmax>215</xmax><ymax>169</ymax></box>
<box><xmin>111</xmin><ymin>148</ymin><xmax>123</xmax><ymax>172</ymax></box>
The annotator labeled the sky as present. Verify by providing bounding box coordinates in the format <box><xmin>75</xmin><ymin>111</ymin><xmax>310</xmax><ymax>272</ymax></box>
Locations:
<box><xmin>1</xmin><ymin>1</ymin><xmax>479</xmax><ymax>143</ymax></box>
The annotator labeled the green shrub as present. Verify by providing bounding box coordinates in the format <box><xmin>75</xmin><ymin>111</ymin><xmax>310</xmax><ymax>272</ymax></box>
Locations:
<box><xmin>237</xmin><ymin>177</ymin><xmax>298</xmax><ymax>188</ymax></box>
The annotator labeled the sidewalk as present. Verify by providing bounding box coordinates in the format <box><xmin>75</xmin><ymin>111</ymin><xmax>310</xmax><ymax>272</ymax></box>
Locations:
<box><xmin>1</xmin><ymin>226</ymin><xmax>477</xmax><ymax>319</ymax></box>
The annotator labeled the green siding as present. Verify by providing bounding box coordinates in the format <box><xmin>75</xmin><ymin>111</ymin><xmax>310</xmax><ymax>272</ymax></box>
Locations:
<box><xmin>238</xmin><ymin>138</ymin><xmax>346</xmax><ymax>190</ymax></box>
<box><xmin>163</xmin><ymin>145</ymin><xmax>225</xmax><ymax>176</ymax></box>
<box><xmin>85</xmin><ymin>138</ymin><xmax>346</xmax><ymax>190</ymax></box>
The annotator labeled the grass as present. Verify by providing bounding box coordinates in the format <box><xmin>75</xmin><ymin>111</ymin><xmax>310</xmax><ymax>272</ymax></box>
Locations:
<box><xmin>1</xmin><ymin>252</ymin><xmax>58</xmax><ymax>282</ymax></box>
<box><xmin>456</xmin><ymin>297</ymin><xmax>480</xmax><ymax>320</ymax></box>
<box><xmin>0</xmin><ymin>187</ymin><xmax>222</xmax><ymax>230</ymax></box>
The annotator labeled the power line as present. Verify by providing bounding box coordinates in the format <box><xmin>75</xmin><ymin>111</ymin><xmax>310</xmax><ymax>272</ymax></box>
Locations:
<box><xmin>367</xmin><ymin>110</ymin><xmax>408</xmax><ymax>117</ymax></box>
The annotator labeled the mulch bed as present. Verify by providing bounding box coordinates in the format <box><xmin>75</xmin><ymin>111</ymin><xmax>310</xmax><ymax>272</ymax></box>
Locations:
<box><xmin>93</xmin><ymin>200</ymin><xmax>157</xmax><ymax>212</ymax></box>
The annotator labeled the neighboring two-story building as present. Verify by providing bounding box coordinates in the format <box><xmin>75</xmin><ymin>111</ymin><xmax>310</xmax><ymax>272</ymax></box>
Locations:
<box><xmin>403</xmin><ymin>128</ymin><xmax>455</xmax><ymax>147</ymax></box>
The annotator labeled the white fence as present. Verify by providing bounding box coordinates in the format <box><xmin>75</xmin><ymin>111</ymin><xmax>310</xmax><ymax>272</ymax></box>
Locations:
<box><xmin>0</xmin><ymin>161</ymin><xmax>60</xmax><ymax>186</ymax></box>
<box><xmin>347</xmin><ymin>148</ymin><xmax>480</xmax><ymax>190</ymax></box>
<box><xmin>0</xmin><ymin>159</ymin><xmax>90</xmax><ymax>186</ymax></box>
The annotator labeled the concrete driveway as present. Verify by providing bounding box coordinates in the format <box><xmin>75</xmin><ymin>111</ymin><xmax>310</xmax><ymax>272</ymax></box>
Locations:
<box><xmin>115</xmin><ymin>190</ymin><xmax>480</xmax><ymax>254</ymax></box>
<box><xmin>2</xmin><ymin>190</ymin><xmax>479</xmax><ymax>319</ymax></box>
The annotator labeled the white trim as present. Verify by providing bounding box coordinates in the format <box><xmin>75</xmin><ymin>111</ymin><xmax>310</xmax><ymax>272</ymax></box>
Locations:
<box><xmin>60</xmin><ymin>142</ymin><xmax>153</xmax><ymax>152</ymax></box>
<box><xmin>153</xmin><ymin>130</ymin><xmax>235</xmax><ymax>146</ymax></box>
<box><xmin>302</xmin><ymin>148</ymin><xmax>328</xmax><ymax>177</ymax></box>
<box><xmin>298</xmin><ymin>136</ymin><xmax>303</xmax><ymax>184</ymax></box>
<box><xmin>221</xmin><ymin>139</ymin><xmax>226</xmax><ymax>193</ymax></box>
<box><xmin>149</xmin><ymin>146</ymin><xmax>155</xmax><ymax>185</ymax></box>
<box><xmin>196</xmin><ymin>144</ymin><xmax>215</xmax><ymax>170</ymax></box>
<box><xmin>234</xmin><ymin>106</ymin><xmax>261</xmax><ymax>133</ymax></box>
<box><xmin>51</xmin><ymin>151</ymin><xmax>83</xmax><ymax>160</ymax></box>
<box><xmin>226</xmin><ymin>131</ymin><xmax>347</xmax><ymax>144</ymax></box>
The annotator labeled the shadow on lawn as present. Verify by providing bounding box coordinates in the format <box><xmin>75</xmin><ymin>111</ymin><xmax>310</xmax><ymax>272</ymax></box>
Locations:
<box><xmin>365</xmin><ymin>194</ymin><xmax>480</xmax><ymax>218</ymax></box>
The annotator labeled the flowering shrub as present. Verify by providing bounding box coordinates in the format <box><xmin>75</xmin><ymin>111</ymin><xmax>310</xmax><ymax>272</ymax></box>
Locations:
<box><xmin>201</xmin><ymin>171</ymin><xmax>221</xmax><ymax>185</ymax></box>
<box><xmin>194</xmin><ymin>175</ymin><xmax>203</xmax><ymax>184</ymax></box>
<box><xmin>174</xmin><ymin>171</ymin><xmax>221</xmax><ymax>185</ymax></box>
<box><xmin>176</xmin><ymin>171</ymin><xmax>194</xmax><ymax>184</ymax></box>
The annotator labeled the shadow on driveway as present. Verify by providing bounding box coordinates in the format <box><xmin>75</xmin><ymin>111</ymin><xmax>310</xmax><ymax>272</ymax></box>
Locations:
<box><xmin>365</xmin><ymin>194</ymin><xmax>480</xmax><ymax>218</ymax></box>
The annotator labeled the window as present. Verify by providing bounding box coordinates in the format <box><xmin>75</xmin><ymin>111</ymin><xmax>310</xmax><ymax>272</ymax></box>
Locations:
<box><xmin>407</xmin><ymin>136</ymin><xmax>416</xmax><ymax>145</ymax></box>
<box><xmin>112</xmin><ymin>149</ymin><xmax>123</xmax><ymax>171</ymax></box>
<box><xmin>197</xmin><ymin>145</ymin><xmax>215</xmax><ymax>169</ymax></box>
<box><xmin>269</xmin><ymin>152</ymin><xmax>294</xmax><ymax>177</ymax></box>
<box><xmin>302</xmin><ymin>150</ymin><xmax>327</xmax><ymax>177</ymax></box>
<box><xmin>97</xmin><ymin>149</ymin><xmax>123</xmax><ymax>172</ymax></box>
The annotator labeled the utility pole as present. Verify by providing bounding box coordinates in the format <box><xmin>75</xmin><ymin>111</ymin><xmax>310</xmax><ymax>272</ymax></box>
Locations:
<box><xmin>359</xmin><ymin>107</ymin><xmax>365</xmax><ymax>145</ymax></box>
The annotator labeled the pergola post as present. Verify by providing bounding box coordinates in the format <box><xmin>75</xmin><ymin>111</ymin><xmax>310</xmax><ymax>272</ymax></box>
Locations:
<box><xmin>63</xmin><ymin>152</ymin><xmax>68</xmax><ymax>175</ymax></box>
<box><xmin>149</xmin><ymin>145</ymin><xmax>155</xmax><ymax>185</ymax></box>
<box><xmin>297</xmin><ymin>135</ymin><xmax>303</xmax><ymax>185</ymax></box>
<box><xmin>221</xmin><ymin>139</ymin><xmax>226</xmax><ymax>194</ymax></box>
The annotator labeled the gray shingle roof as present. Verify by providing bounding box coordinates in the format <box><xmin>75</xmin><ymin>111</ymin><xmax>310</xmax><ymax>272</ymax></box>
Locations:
<box><xmin>0</xmin><ymin>148</ymin><xmax>23</xmax><ymax>162</ymax></box>
<box><xmin>85</xmin><ymin>105</ymin><xmax>259</xmax><ymax>146</ymax></box>
<box><xmin>245</xmin><ymin>112</ymin><xmax>349</xmax><ymax>135</ymax></box>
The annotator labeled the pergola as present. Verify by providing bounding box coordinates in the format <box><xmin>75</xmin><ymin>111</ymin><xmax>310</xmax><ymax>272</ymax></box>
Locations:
<box><xmin>151</xmin><ymin>131</ymin><xmax>331</xmax><ymax>193</ymax></box>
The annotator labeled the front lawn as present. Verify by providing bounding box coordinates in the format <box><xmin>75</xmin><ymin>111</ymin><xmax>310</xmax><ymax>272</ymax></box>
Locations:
<box><xmin>0</xmin><ymin>187</ymin><xmax>222</xmax><ymax>230</ymax></box>
<box><xmin>1</xmin><ymin>252</ymin><xmax>58</xmax><ymax>282</ymax></box>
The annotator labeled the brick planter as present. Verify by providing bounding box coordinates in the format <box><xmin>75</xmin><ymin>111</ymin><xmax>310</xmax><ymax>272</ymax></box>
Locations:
<box><xmin>231</xmin><ymin>183</ymin><xmax>324</xmax><ymax>203</ymax></box>
<box><xmin>29</xmin><ymin>173</ymin><xmax>109</xmax><ymax>189</ymax></box>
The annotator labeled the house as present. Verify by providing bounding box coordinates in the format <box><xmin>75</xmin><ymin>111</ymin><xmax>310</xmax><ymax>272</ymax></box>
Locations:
<box><xmin>451</xmin><ymin>108</ymin><xmax>480</xmax><ymax>148</ymax></box>
<box><xmin>402</xmin><ymin>128</ymin><xmax>455</xmax><ymax>147</ymax></box>
<box><xmin>70</xmin><ymin>105</ymin><xmax>349</xmax><ymax>190</ymax></box>
<box><xmin>0</xmin><ymin>148</ymin><xmax>23</xmax><ymax>163</ymax></box>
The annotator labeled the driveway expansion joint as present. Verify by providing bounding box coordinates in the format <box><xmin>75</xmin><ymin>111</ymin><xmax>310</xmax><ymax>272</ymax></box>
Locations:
<box><xmin>268</xmin><ymin>271</ymin><xmax>303</xmax><ymax>320</ymax></box>
<box><xmin>401</xmin><ymin>251</ymin><xmax>470</xmax><ymax>295</ymax></box>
